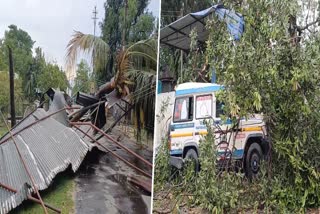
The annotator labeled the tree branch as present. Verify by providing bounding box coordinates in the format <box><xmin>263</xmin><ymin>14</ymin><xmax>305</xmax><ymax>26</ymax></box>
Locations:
<box><xmin>297</xmin><ymin>17</ymin><xmax>320</xmax><ymax>33</ymax></box>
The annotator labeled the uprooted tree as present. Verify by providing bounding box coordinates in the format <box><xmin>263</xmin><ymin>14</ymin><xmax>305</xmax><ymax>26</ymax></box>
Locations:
<box><xmin>65</xmin><ymin>32</ymin><xmax>157</xmax><ymax>138</ymax></box>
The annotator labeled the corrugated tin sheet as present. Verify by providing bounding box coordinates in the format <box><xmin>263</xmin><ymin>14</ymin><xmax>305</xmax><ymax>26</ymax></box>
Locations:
<box><xmin>0</xmin><ymin>108</ymin><xmax>93</xmax><ymax>214</ymax></box>
<box><xmin>47</xmin><ymin>89</ymin><xmax>70</xmax><ymax>127</ymax></box>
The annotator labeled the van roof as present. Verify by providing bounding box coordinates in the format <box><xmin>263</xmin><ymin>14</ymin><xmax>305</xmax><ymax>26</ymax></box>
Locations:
<box><xmin>175</xmin><ymin>82</ymin><xmax>224</xmax><ymax>96</ymax></box>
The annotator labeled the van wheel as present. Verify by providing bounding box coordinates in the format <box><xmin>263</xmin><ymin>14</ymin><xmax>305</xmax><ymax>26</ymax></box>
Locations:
<box><xmin>184</xmin><ymin>149</ymin><xmax>199</xmax><ymax>172</ymax></box>
<box><xmin>245</xmin><ymin>143</ymin><xmax>262</xmax><ymax>179</ymax></box>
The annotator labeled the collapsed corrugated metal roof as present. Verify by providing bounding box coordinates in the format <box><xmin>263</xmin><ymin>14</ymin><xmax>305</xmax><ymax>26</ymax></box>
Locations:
<box><xmin>0</xmin><ymin>93</ymin><xmax>92</xmax><ymax>213</ymax></box>
<box><xmin>0</xmin><ymin>88</ymin><xmax>153</xmax><ymax>213</ymax></box>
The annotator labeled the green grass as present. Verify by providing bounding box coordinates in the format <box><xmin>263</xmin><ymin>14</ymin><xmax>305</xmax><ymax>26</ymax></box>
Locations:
<box><xmin>12</xmin><ymin>172</ymin><xmax>75</xmax><ymax>214</ymax></box>
<box><xmin>0</xmin><ymin>124</ymin><xmax>75</xmax><ymax>214</ymax></box>
<box><xmin>0</xmin><ymin>124</ymin><xmax>8</xmax><ymax>137</ymax></box>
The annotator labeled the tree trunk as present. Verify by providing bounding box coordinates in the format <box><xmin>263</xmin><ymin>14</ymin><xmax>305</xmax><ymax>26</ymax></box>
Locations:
<box><xmin>96</xmin><ymin>77</ymin><xmax>116</xmax><ymax>97</ymax></box>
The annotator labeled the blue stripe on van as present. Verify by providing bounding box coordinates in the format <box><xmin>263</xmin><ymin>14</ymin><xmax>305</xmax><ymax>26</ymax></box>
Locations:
<box><xmin>170</xmin><ymin>149</ymin><xmax>183</xmax><ymax>155</ymax></box>
<box><xmin>175</xmin><ymin>85</ymin><xmax>224</xmax><ymax>96</ymax></box>
<box><xmin>195</xmin><ymin>125</ymin><xmax>206</xmax><ymax>130</ymax></box>
<box><xmin>199</xmin><ymin>119</ymin><xmax>232</xmax><ymax>126</ymax></box>
<box><xmin>171</xmin><ymin>123</ymin><xmax>194</xmax><ymax>129</ymax></box>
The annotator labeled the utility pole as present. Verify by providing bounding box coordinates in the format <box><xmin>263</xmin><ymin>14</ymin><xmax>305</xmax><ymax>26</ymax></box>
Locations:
<box><xmin>122</xmin><ymin>0</ymin><xmax>128</xmax><ymax>50</ymax></box>
<box><xmin>8</xmin><ymin>47</ymin><xmax>16</xmax><ymax>127</ymax></box>
<box><xmin>180</xmin><ymin>2</ymin><xmax>184</xmax><ymax>81</ymax></box>
<box><xmin>92</xmin><ymin>6</ymin><xmax>98</xmax><ymax>37</ymax></box>
<box><xmin>91</xmin><ymin>6</ymin><xmax>98</xmax><ymax>92</ymax></box>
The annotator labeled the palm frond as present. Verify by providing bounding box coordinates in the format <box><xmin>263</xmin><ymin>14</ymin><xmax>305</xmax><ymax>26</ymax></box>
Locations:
<box><xmin>65</xmin><ymin>31</ymin><xmax>110</xmax><ymax>72</ymax></box>
<box><xmin>126</xmin><ymin>39</ymin><xmax>157</xmax><ymax>74</ymax></box>
<box><xmin>127</xmin><ymin>67</ymin><xmax>156</xmax><ymax>104</ymax></box>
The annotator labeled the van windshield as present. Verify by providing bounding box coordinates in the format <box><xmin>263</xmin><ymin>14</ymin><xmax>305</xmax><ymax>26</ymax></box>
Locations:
<box><xmin>173</xmin><ymin>96</ymin><xmax>193</xmax><ymax>122</ymax></box>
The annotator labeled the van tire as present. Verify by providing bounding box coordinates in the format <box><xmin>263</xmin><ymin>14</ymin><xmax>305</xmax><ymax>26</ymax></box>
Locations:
<box><xmin>245</xmin><ymin>143</ymin><xmax>262</xmax><ymax>179</ymax></box>
<box><xmin>184</xmin><ymin>149</ymin><xmax>199</xmax><ymax>172</ymax></box>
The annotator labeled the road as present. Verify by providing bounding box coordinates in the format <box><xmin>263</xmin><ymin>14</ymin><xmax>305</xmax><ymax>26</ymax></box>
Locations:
<box><xmin>75</xmin><ymin>125</ymin><xmax>153</xmax><ymax>214</ymax></box>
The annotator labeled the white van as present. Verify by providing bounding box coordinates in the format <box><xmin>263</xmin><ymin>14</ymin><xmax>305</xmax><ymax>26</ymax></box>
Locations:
<box><xmin>169</xmin><ymin>82</ymin><xmax>269</xmax><ymax>177</ymax></box>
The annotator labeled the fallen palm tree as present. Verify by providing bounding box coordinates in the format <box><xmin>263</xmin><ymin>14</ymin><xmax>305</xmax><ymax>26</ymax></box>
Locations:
<box><xmin>66</xmin><ymin>32</ymin><xmax>157</xmax><ymax>136</ymax></box>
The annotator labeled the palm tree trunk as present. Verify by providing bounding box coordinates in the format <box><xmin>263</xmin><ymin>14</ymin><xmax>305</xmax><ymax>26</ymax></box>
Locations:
<box><xmin>96</xmin><ymin>77</ymin><xmax>116</xmax><ymax>97</ymax></box>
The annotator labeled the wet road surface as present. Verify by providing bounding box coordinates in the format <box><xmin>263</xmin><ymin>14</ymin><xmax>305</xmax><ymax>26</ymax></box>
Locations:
<box><xmin>75</xmin><ymin>126</ymin><xmax>153</xmax><ymax>214</ymax></box>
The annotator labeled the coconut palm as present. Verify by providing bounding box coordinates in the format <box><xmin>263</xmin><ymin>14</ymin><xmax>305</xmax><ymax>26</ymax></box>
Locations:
<box><xmin>65</xmin><ymin>31</ymin><xmax>157</xmax><ymax>137</ymax></box>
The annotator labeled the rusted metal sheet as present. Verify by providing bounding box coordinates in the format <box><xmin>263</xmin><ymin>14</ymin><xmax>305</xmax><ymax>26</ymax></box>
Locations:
<box><xmin>0</xmin><ymin>108</ymin><xmax>92</xmax><ymax>214</ymax></box>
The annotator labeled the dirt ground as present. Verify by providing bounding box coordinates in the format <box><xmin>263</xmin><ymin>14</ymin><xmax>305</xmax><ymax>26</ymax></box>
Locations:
<box><xmin>153</xmin><ymin>188</ymin><xmax>320</xmax><ymax>214</ymax></box>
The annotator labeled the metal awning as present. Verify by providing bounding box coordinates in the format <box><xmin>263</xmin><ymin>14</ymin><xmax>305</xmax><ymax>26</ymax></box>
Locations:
<box><xmin>160</xmin><ymin>5</ymin><xmax>244</xmax><ymax>51</ymax></box>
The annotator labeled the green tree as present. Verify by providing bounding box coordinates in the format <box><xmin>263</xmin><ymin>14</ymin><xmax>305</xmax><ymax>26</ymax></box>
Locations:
<box><xmin>156</xmin><ymin>0</ymin><xmax>320</xmax><ymax>211</ymax></box>
<box><xmin>202</xmin><ymin>0</ymin><xmax>320</xmax><ymax>210</ymax></box>
<box><xmin>0</xmin><ymin>71</ymin><xmax>23</xmax><ymax>114</ymax></box>
<box><xmin>25</xmin><ymin>47</ymin><xmax>46</xmax><ymax>101</ymax></box>
<box><xmin>0</xmin><ymin>39</ymin><xmax>7</xmax><ymax>71</ymax></box>
<box><xmin>0</xmin><ymin>25</ymin><xmax>35</xmax><ymax>97</ymax></box>
<box><xmin>129</xmin><ymin>12</ymin><xmax>155</xmax><ymax>43</ymax></box>
<box><xmin>0</xmin><ymin>25</ymin><xmax>34</xmax><ymax>76</ymax></box>
<box><xmin>72</xmin><ymin>59</ymin><xmax>91</xmax><ymax>94</ymax></box>
<box><xmin>37</xmin><ymin>63</ymin><xmax>68</xmax><ymax>92</ymax></box>
<box><xmin>98</xmin><ymin>0</ymin><xmax>154</xmax><ymax>82</ymax></box>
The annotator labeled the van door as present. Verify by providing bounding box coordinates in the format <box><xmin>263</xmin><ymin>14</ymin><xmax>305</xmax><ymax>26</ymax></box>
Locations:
<box><xmin>170</xmin><ymin>96</ymin><xmax>194</xmax><ymax>156</ymax></box>
<box><xmin>194</xmin><ymin>94</ymin><xmax>214</xmax><ymax>144</ymax></box>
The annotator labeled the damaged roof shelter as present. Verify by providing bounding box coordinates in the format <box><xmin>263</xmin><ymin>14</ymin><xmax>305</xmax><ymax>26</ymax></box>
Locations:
<box><xmin>0</xmin><ymin>89</ymin><xmax>152</xmax><ymax>214</ymax></box>
<box><xmin>160</xmin><ymin>4</ymin><xmax>244</xmax><ymax>51</ymax></box>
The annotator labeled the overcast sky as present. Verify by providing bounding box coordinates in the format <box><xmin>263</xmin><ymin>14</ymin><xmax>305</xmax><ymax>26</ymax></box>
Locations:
<box><xmin>0</xmin><ymin>0</ymin><xmax>159</xmax><ymax>78</ymax></box>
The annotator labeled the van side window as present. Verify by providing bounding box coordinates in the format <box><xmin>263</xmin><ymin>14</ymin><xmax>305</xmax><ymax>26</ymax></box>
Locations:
<box><xmin>173</xmin><ymin>97</ymin><xmax>193</xmax><ymax>122</ymax></box>
<box><xmin>216</xmin><ymin>100</ymin><xmax>225</xmax><ymax>118</ymax></box>
<box><xmin>196</xmin><ymin>95</ymin><xmax>212</xmax><ymax>119</ymax></box>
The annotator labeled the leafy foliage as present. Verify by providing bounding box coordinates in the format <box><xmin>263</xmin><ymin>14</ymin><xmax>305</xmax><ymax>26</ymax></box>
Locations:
<box><xmin>72</xmin><ymin>60</ymin><xmax>91</xmax><ymax>94</ymax></box>
<box><xmin>98</xmin><ymin>0</ymin><xmax>155</xmax><ymax>82</ymax></box>
<box><xmin>205</xmin><ymin>1</ymin><xmax>320</xmax><ymax>209</ymax></box>
<box><xmin>66</xmin><ymin>31</ymin><xmax>110</xmax><ymax>74</ymax></box>
<box><xmin>65</xmin><ymin>31</ymin><xmax>157</xmax><ymax>136</ymax></box>
<box><xmin>37</xmin><ymin>63</ymin><xmax>68</xmax><ymax>92</ymax></box>
<box><xmin>0</xmin><ymin>25</ymin><xmax>34</xmax><ymax>76</ymax></box>
<box><xmin>0</xmin><ymin>71</ymin><xmax>23</xmax><ymax>115</ymax></box>
<box><xmin>155</xmin><ymin>0</ymin><xmax>320</xmax><ymax>212</ymax></box>
<box><xmin>25</xmin><ymin>47</ymin><xmax>46</xmax><ymax>100</ymax></box>
<box><xmin>129</xmin><ymin>12</ymin><xmax>156</xmax><ymax>42</ymax></box>
<box><xmin>0</xmin><ymin>25</ymin><xmax>35</xmax><ymax>97</ymax></box>
<box><xmin>0</xmin><ymin>25</ymin><xmax>68</xmax><ymax>101</ymax></box>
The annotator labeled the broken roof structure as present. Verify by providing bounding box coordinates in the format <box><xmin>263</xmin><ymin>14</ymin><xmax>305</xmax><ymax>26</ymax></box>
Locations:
<box><xmin>160</xmin><ymin>4</ymin><xmax>245</xmax><ymax>51</ymax></box>
<box><xmin>0</xmin><ymin>91</ymin><xmax>93</xmax><ymax>214</ymax></box>
<box><xmin>0</xmin><ymin>88</ymin><xmax>152</xmax><ymax>213</ymax></box>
